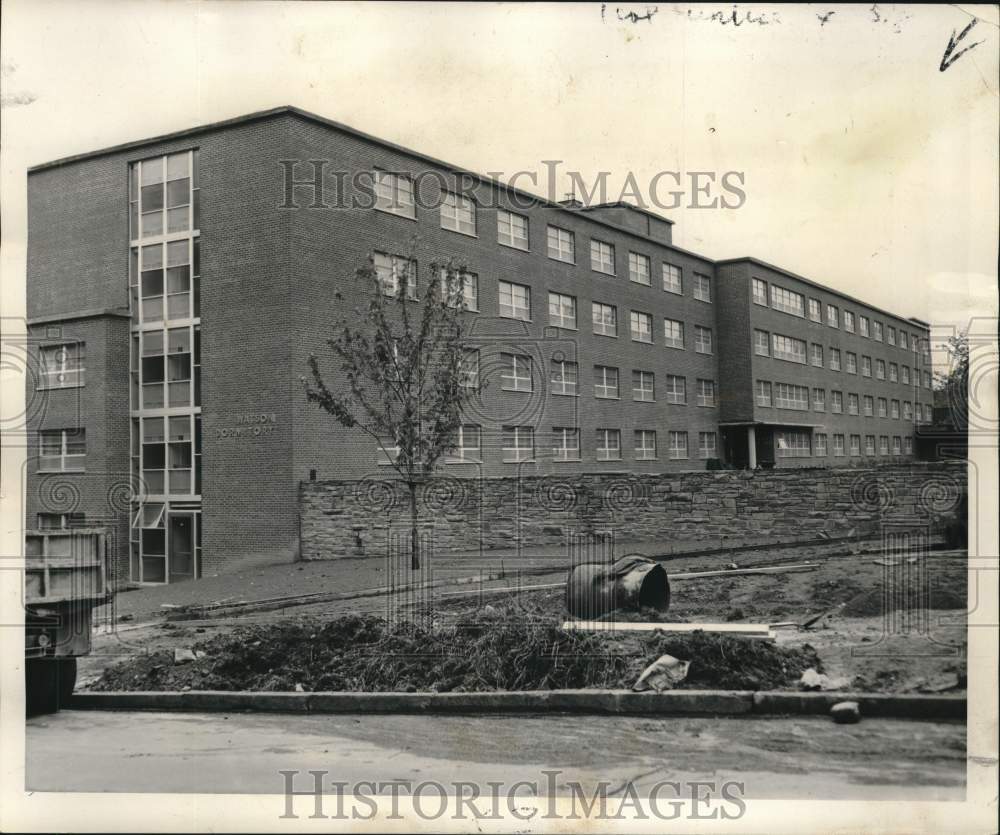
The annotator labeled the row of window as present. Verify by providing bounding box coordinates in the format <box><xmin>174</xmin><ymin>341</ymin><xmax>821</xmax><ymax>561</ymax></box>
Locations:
<box><xmin>752</xmin><ymin>329</ymin><xmax>933</xmax><ymax>388</ymax></box>
<box><xmin>755</xmin><ymin>380</ymin><xmax>931</xmax><ymax>421</ymax></box>
<box><xmin>785</xmin><ymin>431</ymin><xmax>913</xmax><ymax>458</ymax></box>
<box><xmin>373</xmin><ymin>171</ymin><xmax>712</xmax><ymax>298</ymax></box>
<box><xmin>751</xmin><ymin>276</ymin><xmax>929</xmax><ymax>357</ymax></box>
<box><xmin>432</xmin><ymin>426</ymin><xmax>718</xmax><ymax>463</ymax></box>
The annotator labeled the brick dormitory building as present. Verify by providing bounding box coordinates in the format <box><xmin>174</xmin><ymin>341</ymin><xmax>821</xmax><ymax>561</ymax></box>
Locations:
<box><xmin>24</xmin><ymin>106</ymin><xmax>934</xmax><ymax>583</ymax></box>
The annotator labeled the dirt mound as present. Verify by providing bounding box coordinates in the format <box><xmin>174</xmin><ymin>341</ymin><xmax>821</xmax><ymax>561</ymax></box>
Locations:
<box><xmin>841</xmin><ymin>588</ymin><xmax>966</xmax><ymax>617</ymax></box>
<box><xmin>92</xmin><ymin>609</ymin><xmax>819</xmax><ymax>693</ymax></box>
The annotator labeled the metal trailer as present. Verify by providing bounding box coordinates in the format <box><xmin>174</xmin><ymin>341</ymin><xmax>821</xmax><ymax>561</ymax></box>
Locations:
<box><xmin>24</xmin><ymin>528</ymin><xmax>111</xmax><ymax>715</ymax></box>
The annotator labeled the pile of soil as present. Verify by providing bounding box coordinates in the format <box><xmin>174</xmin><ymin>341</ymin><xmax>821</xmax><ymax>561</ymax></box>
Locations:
<box><xmin>91</xmin><ymin>608</ymin><xmax>820</xmax><ymax>693</ymax></box>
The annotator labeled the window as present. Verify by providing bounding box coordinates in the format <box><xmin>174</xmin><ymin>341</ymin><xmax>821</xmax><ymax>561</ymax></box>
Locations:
<box><xmin>590</xmin><ymin>239</ymin><xmax>615</xmax><ymax>275</ymax></box>
<box><xmin>770</xmin><ymin>285</ymin><xmax>805</xmax><ymax>317</ymax></box>
<box><xmin>859</xmin><ymin>316</ymin><xmax>870</xmax><ymax>337</ymax></box>
<box><xmin>131</xmin><ymin>152</ymin><xmax>195</xmax><ymax>240</ymax></box>
<box><xmin>668</xmin><ymin>431</ymin><xmax>689</xmax><ymax>459</ymax></box>
<box><xmin>39</xmin><ymin>343</ymin><xmax>85</xmax><ymax>389</ymax></box>
<box><xmin>813</xmin><ymin>388</ymin><xmax>826</xmax><ymax>411</ymax></box>
<box><xmin>38</xmin><ymin>428</ymin><xmax>86</xmax><ymax>472</ymax></box>
<box><xmin>697</xmin><ymin>379</ymin><xmax>716</xmax><ymax>407</ymax></box>
<box><xmin>850</xmin><ymin>435</ymin><xmax>861</xmax><ymax>457</ymax></box>
<box><xmin>845</xmin><ymin>310</ymin><xmax>859</xmax><ymax>332</ymax></box>
<box><xmin>632</xmin><ymin>370</ymin><xmax>655</xmax><ymax>402</ymax></box>
<box><xmin>903</xmin><ymin>401</ymin><xmax>912</xmax><ymax>420</ymax></box>
<box><xmin>808</xmin><ymin>298</ymin><xmax>822</xmax><ymax>322</ymax></box>
<box><xmin>698</xmin><ymin>431</ymin><xmax>717</xmax><ymax>459</ymax></box>
<box><xmin>592</xmin><ymin>302</ymin><xmax>617</xmax><ymax>337</ymax></box>
<box><xmin>634</xmin><ymin>430</ymin><xmax>657</xmax><ymax>460</ymax></box>
<box><xmin>461</xmin><ymin>349</ymin><xmax>480</xmax><ymax>389</ymax></box>
<box><xmin>756</xmin><ymin>380</ymin><xmax>772</xmax><ymax>407</ymax></box>
<box><xmin>664</xmin><ymin>263</ymin><xmax>683</xmax><ymax>295</ymax></box>
<box><xmin>693</xmin><ymin>273</ymin><xmax>712</xmax><ymax>302</ymax></box>
<box><xmin>694</xmin><ymin>326</ymin><xmax>713</xmax><ymax>354</ymax></box>
<box><xmin>664</xmin><ymin>375</ymin><xmax>686</xmax><ymax>404</ymax></box>
<box><xmin>831</xmin><ymin>391</ymin><xmax>843</xmax><ymax>413</ymax></box>
<box><xmin>826</xmin><ymin>304</ymin><xmax>838</xmax><ymax>327</ymax></box>
<box><xmin>776</xmin><ymin>430</ymin><xmax>811</xmax><ymax>458</ymax></box>
<box><xmin>887</xmin><ymin>326</ymin><xmax>896</xmax><ymax>346</ymax></box>
<box><xmin>829</xmin><ymin>349</ymin><xmax>841</xmax><ymax>371</ymax></box>
<box><xmin>593</xmin><ymin>365</ymin><xmax>619</xmax><ymax>399</ymax></box>
<box><xmin>772</xmin><ymin>334</ymin><xmax>807</xmax><ymax>363</ymax></box>
<box><xmin>550</xmin><ymin>359</ymin><xmax>578</xmax><ymax>395</ymax></box>
<box><xmin>596</xmin><ymin>429</ymin><xmax>622</xmax><ymax>461</ymax></box>
<box><xmin>775</xmin><ymin>383</ymin><xmax>809</xmax><ymax>410</ymax></box>
<box><xmin>891</xmin><ymin>400</ymin><xmax>900</xmax><ymax>419</ymax></box>
<box><xmin>892</xmin><ymin>436</ymin><xmax>902</xmax><ymax>456</ymax></box>
<box><xmin>863</xmin><ymin>395</ymin><xmax>874</xmax><ymax>417</ymax></box>
<box><xmin>876</xmin><ymin>359</ymin><xmax>886</xmax><ymax>380</ymax></box>
<box><xmin>629</xmin><ymin>252</ymin><xmax>651</xmax><ymax>286</ymax></box>
<box><xmin>810</xmin><ymin>343</ymin><xmax>823</xmax><ymax>367</ymax></box>
<box><xmin>439</xmin><ymin>191</ymin><xmax>475</xmax><ymax>235</ymax></box>
<box><xmin>752</xmin><ymin>278</ymin><xmax>768</xmax><ymax>305</ymax></box>
<box><xmin>373</xmin><ymin>170</ymin><xmax>415</xmax><ymax>218</ymax></box>
<box><xmin>497</xmin><ymin>209</ymin><xmax>529</xmax><ymax>250</ymax></box>
<box><xmin>547</xmin><ymin>225</ymin><xmax>575</xmax><ymax>263</ymax></box>
<box><xmin>37</xmin><ymin>512</ymin><xmax>86</xmax><ymax>530</ymax></box>
<box><xmin>899</xmin><ymin>331</ymin><xmax>908</xmax><ymax>350</ymax></box>
<box><xmin>374</xmin><ymin>252</ymin><xmax>418</xmax><ymax>298</ymax></box>
<box><xmin>833</xmin><ymin>434</ymin><xmax>845</xmax><ymax>456</ymax></box>
<box><xmin>860</xmin><ymin>356</ymin><xmax>872</xmax><ymax>377</ymax></box>
<box><xmin>901</xmin><ymin>365</ymin><xmax>910</xmax><ymax>385</ymax></box>
<box><xmin>448</xmin><ymin>425</ymin><xmax>482</xmax><ymax>461</ymax></box>
<box><xmin>754</xmin><ymin>330</ymin><xmax>770</xmax><ymax>356</ymax></box>
<box><xmin>904</xmin><ymin>436</ymin><xmax>913</xmax><ymax>454</ymax></box>
<box><xmin>548</xmin><ymin>292</ymin><xmax>577</xmax><ymax>329</ymax></box>
<box><xmin>889</xmin><ymin>363</ymin><xmax>898</xmax><ymax>382</ymax></box>
<box><xmin>630</xmin><ymin>311</ymin><xmax>653</xmax><ymax>343</ymax></box>
<box><xmin>499</xmin><ymin>280</ymin><xmax>531</xmax><ymax>320</ymax></box>
<box><xmin>664</xmin><ymin>319</ymin><xmax>685</xmax><ymax>349</ymax></box>
<box><xmin>865</xmin><ymin>435</ymin><xmax>876</xmax><ymax>456</ymax></box>
<box><xmin>848</xmin><ymin>393</ymin><xmax>859</xmax><ymax>415</ymax></box>
<box><xmin>440</xmin><ymin>267</ymin><xmax>478</xmax><ymax>311</ymax></box>
<box><xmin>552</xmin><ymin>427</ymin><xmax>580</xmax><ymax>461</ymax></box>
<box><xmin>924</xmin><ymin>371</ymin><xmax>932</xmax><ymax>389</ymax></box>
<box><xmin>879</xmin><ymin>435</ymin><xmax>889</xmax><ymax>455</ymax></box>
<box><xmin>878</xmin><ymin>398</ymin><xmax>887</xmax><ymax>417</ymax></box>
<box><xmin>815</xmin><ymin>434</ymin><xmax>828</xmax><ymax>456</ymax></box>
<box><xmin>501</xmin><ymin>353</ymin><xmax>533</xmax><ymax>392</ymax></box>
<box><xmin>502</xmin><ymin>426</ymin><xmax>534</xmax><ymax>462</ymax></box>
<box><xmin>873</xmin><ymin>321</ymin><xmax>883</xmax><ymax>342</ymax></box>
<box><xmin>846</xmin><ymin>352</ymin><xmax>857</xmax><ymax>374</ymax></box>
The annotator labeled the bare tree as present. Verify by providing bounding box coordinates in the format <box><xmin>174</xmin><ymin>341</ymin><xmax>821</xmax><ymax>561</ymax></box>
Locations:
<box><xmin>304</xmin><ymin>246</ymin><xmax>475</xmax><ymax>568</ymax></box>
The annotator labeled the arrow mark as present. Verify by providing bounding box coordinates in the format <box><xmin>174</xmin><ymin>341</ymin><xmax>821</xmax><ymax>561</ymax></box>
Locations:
<box><xmin>940</xmin><ymin>18</ymin><xmax>983</xmax><ymax>72</ymax></box>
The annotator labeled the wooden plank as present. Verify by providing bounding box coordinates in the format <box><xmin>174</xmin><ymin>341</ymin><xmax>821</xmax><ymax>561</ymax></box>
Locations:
<box><xmin>669</xmin><ymin>563</ymin><xmax>818</xmax><ymax>580</ymax></box>
<box><xmin>561</xmin><ymin>621</ymin><xmax>772</xmax><ymax>634</ymax></box>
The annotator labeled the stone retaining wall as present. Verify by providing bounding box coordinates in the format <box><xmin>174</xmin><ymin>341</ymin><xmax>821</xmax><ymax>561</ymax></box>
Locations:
<box><xmin>299</xmin><ymin>461</ymin><xmax>966</xmax><ymax>560</ymax></box>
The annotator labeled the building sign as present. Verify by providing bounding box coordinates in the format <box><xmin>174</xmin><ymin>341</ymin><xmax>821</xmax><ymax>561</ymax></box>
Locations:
<box><xmin>216</xmin><ymin>413</ymin><xmax>278</xmax><ymax>439</ymax></box>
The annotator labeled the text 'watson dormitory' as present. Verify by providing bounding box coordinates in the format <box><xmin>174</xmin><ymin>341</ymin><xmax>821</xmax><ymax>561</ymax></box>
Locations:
<box><xmin>25</xmin><ymin>106</ymin><xmax>933</xmax><ymax>584</ymax></box>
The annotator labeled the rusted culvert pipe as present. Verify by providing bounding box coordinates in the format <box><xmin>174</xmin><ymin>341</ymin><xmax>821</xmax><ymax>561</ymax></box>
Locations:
<box><xmin>565</xmin><ymin>554</ymin><xmax>670</xmax><ymax>620</ymax></box>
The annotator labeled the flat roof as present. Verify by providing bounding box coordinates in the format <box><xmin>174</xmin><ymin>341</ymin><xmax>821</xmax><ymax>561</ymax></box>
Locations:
<box><xmin>717</xmin><ymin>256</ymin><xmax>929</xmax><ymax>332</ymax></box>
<box><xmin>29</xmin><ymin>105</ymin><xmax>925</xmax><ymax>327</ymax></box>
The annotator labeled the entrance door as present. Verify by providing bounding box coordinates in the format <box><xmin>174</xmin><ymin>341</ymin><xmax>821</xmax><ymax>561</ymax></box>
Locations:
<box><xmin>168</xmin><ymin>513</ymin><xmax>195</xmax><ymax>583</ymax></box>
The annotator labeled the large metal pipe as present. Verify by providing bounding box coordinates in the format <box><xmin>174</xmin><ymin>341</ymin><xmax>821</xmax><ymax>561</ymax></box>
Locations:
<box><xmin>565</xmin><ymin>554</ymin><xmax>671</xmax><ymax>620</ymax></box>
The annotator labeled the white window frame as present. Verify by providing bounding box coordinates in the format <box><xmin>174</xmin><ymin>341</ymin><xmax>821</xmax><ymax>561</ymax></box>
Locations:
<box><xmin>814</xmin><ymin>434</ymin><xmax>828</xmax><ymax>456</ymax></box>
<box><xmin>373</xmin><ymin>170</ymin><xmax>416</xmax><ymax>219</ymax></box>
<box><xmin>863</xmin><ymin>395</ymin><xmax>874</xmax><ymax>416</ymax></box>
<box><xmin>774</xmin><ymin>383</ymin><xmax>809</xmax><ymax>411</ymax></box>
<box><xmin>590</xmin><ymin>239</ymin><xmax>615</xmax><ymax>275</ymax></box>
<box><xmin>664</xmin><ymin>263</ymin><xmax>683</xmax><ymax>295</ymax></box>
<box><xmin>630</xmin><ymin>311</ymin><xmax>653</xmax><ymax>344</ymax></box>
<box><xmin>813</xmin><ymin>388</ymin><xmax>826</xmax><ymax>412</ymax></box>
<box><xmin>552</xmin><ymin>427</ymin><xmax>580</xmax><ymax>461</ymax></box>
<box><xmin>547</xmin><ymin>225</ymin><xmax>575</xmax><ymax>263</ymax></box>
<box><xmin>848</xmin><ymin>393</ymin><xmax>859</xmax><ymax>415</ymax></box>
<box><xmin>501</xmin><ymin>353</ymin><xmax>533</xmax><ymax>392</ymax></box>
<box><xmin>829</xmin><ymin>349</ymin><xmax>841</xmax><ymax>371</ymax></box>
<box><xmin>694</xmin><ymin>326</ymin><xmax>713</xmax><ymax>355</ymax></box>
<box><xmin>461</xmin><ymin>349</ymin><xmax>480</xmax><ymax>389</ymax></box>
<box><xmin>808</xmin><ymin>299</ymin><xmax>822</xmax><ymax>322</ymax></box>
<box><xmin>752</xmin><ymin>278</ymin><xmax>768</xmax><ymax>306</ymax></box>
<box><xmin>596</xmin><ymin>428</ymin><xmax>622</xmax><ymax>461</ymax></box>
<box><xmin>548</xmin><ymin>291</ymin><xmax>577</xmax><ymax>329</ymax></box>
<box><xmin>810</xmin><ymin>343</ymin><xmax>823</xmax><ymax>367</ymax></box>
<box><xmin>843</xmin><ymin>310</ymin><xmax>855</xmax><ymax>333</ymax></box>
<box><xmin>447</xmin><ymin>425</ymin><xmax>482</xmax><ymax>462</ymax></box>
<box><xmin>664</xmin><ymin>319</ymin><xmax>685</xmax><ymax>349</ymax></box>
<box><xmin>665</xmin><ymin>375</ymin><xmax>686</xmax><ymax>405</ymax></box>
<box><xmin>756</xmin><ymin>380</ymin><xmax>772</xmax><ymax>408</ymax></box>
<box><xmin>889</xmin><ymin>363</ymin><xmax>898</xmax><ymax>382</ymax></box>
<box><xmin>628</xmin><ymin>252</ymin><xmax>651</xmax><ymax>286</ymax></box>
<box><xmin>440</xmin><ymin>267</ymin><xmax>479</xmax><ymax>311</ymax></box>
<box><xmin>850</xmin><ymin>435</ymin><xmax>861</xmax><ymax>457</ymax></box>
<box><xmin>698</xmin><ymin>431</ymin><xmax>717</xmax><ymax>460</ymax></box>
<box><xmin>497</xmin><ymin>209</ymin><xmax>529</xmax><ymax>251</ymax></box>
<box><xmin>776</xmin><ymin>430</ymin><xmax>811</xmax><ymax>458</ymax></box>
<box><xmin>632</xmin><ymin>369</ymin><xmax>655</xmax><ymax>402</ymax></box>
<box><xmin>593</xmin><ymin>365</ymin><xmax>620</xmax><ymax>399</ymax></box>
<box><xmin>668</xmin><ymin>431</ymin><xmax>689</xmax><ymax>460</ymax></box>
<box><xmin>498</xmin><ymin>280</ymin><xmax>531</xmax><ymax>321</ymax></box>
<box><xmin>772</xmin><ymin>334</ymin><xmax>806</xmax><ymax>364</ymax></box>
<box><xmin>550</xmin><ymin>359</ymin><xmax>578</xmax><ymax>396</ymax></box>
<box><xmin>876</xmin><ymin>359</ymin><xmax>886</xmax><ymax>380</ymax></box>
<box><xmin>38</xmin><ymin>428</ymin><xmax>86</xmax><ymax>472</ymax></box>
<box><xmin>697</xmin><ymin>378</ymin><xmax>716</xmax><ymax>407</ymax></box>
<box><xmin>634</xmin><ymin>429</ymin><xmax>657</xmax><ymax>460</ymax></box>
<box><xmin>878</xmin><ymin>398</ymin><xmax>888</xmax><ymax>418</ymax></box>
<box><xmin>859</xmin><ymin>316</ymin><xmax>870</xmax><ymax>337</ymax></box>
<box><xmin>39</xmin><ymin>342</ymin><xmax>85</xmax><ymax>389</ymax></box>
<box><xmin>439</xmin><ymin>191</ymin><xmax>476</xmax><ymax>235</ymax></box>
<box><xmin>770</xmin><ymin>285</ymin><xmax>805</xmax><ymax>317</ymax></box>
<box><xmin>833</xmin><ymin>434</ymin><xmax>846</xmax><ymax>457</ymax></box>
<box><xmin>846</xmin><ymin>352</ymin><xmax>857</xmax><ymax>375</ymax></box>
<box><xmin>754</xmin><ymin>329</ymin><xmax>770</xmax><ymax>357</ymax></box>
<box><xmin>831</xmin><ymin>391</ymin><xmax>843</xmax><ymax>414</ymax></box>
<box><xmin>592</xmin><ymin>302</ymin><xmax>617</xmax><ymax>337</ymax></box>
<box><xmin>826</xmin><ymin>304</ymin><xmax>839</xmax><ymax>327</ymax></box>
<box><xmin>865</xmin><ymin>435</ymin><xmax>877</xmax><ymax>456</ymax></box>
<box><xmin>861</xmin><ymin>356</ymin><xmax>872</xmax><ymax>377</ymax></box>
<box><xmin>873</xmin><ymin>321</ymin><xmax>883</xmax><ymax>342</ymax></box>
<box><xmin>693</xmin><ymin>273</ymin><xmax>712</xmax><ymax>303</ymax></box>
<box><xmin>502</xmin><ymin>426</ymin><xmax>534</xmax><ymax>462</ymax></box>
<box><xmin>374</xmin><ymin>252</ymin><xmax>418</xmax><ymax>299</ymax></box>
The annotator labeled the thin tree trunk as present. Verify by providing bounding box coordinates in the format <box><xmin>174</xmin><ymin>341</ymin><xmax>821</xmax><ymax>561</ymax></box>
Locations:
<box><xmin>408</xmin><ymin>483</ymin><xmax>420</xmax><ymax>570</ymax></box>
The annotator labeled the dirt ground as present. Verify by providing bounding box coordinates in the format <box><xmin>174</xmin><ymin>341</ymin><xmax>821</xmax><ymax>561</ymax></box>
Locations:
<box><xmin>83</xmin><ymin>546</ymin><xmax>968</xmax><ymax>695</ymax></box>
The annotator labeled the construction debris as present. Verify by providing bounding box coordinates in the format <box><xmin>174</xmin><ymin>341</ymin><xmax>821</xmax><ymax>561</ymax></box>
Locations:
<box><xmin>565</xmin><ymin>555</ymin><xmax>670</xmax><ymax>620</ymax></box>
<box><xmin>562</xmin><ymin>621</ymin><xmax>776</xmax><ymax>642</ymax></box>
<box><xmin>632</xmin><ymin>654</ymin><xmax>690</xmax><ymax>692</ymax></box>
<box><xmin>830</xmin><ymin>701</ymin><xmax>861</xmax><ymax>724</ymax></box>
<box><xmin>799</xmin><ymin>667</ymin><xmax>850</xmax><ymax>691</ymax></box>
<box><xmin>669</xmin><ymin>563</ymin><xmax>818</xmax><ymax>581</ymax></box>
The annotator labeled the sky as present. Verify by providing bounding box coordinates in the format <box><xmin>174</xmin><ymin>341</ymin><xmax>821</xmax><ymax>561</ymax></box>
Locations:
<box><xmin>1</xmin><ymin>1</ymin><xmax>998</xmax><ymax>341</ymax></box>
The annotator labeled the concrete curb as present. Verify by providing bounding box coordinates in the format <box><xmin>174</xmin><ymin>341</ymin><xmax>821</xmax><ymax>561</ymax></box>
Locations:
<box><xmin>69</xmin><ymin>689</ymin><xmax>965</xmax><ymax>719</ymax></box>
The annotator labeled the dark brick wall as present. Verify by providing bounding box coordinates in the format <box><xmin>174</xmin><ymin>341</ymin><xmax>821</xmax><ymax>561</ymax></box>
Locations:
<box><xmin>300</xmin><ymin>461</ymin><xmax>965</xmax><ymax>560</ymax></box>
<box><xmin>715</xmin><ymin>262</ymin><xmax>754</xmax><ymax>423</ymax></box>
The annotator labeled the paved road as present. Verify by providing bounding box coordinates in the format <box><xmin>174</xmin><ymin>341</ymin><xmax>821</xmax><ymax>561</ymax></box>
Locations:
<box><xmin>26</xmin><ymin>710</ymin><xmax>965</xmax><ymax>800</ymax></box>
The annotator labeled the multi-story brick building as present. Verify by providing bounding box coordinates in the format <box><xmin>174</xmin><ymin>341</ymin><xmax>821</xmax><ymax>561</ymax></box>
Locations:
<box><xmin>24</xmin><ymin>106</ymin><xmax>933</xmax><ymax>583</ymax></box>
